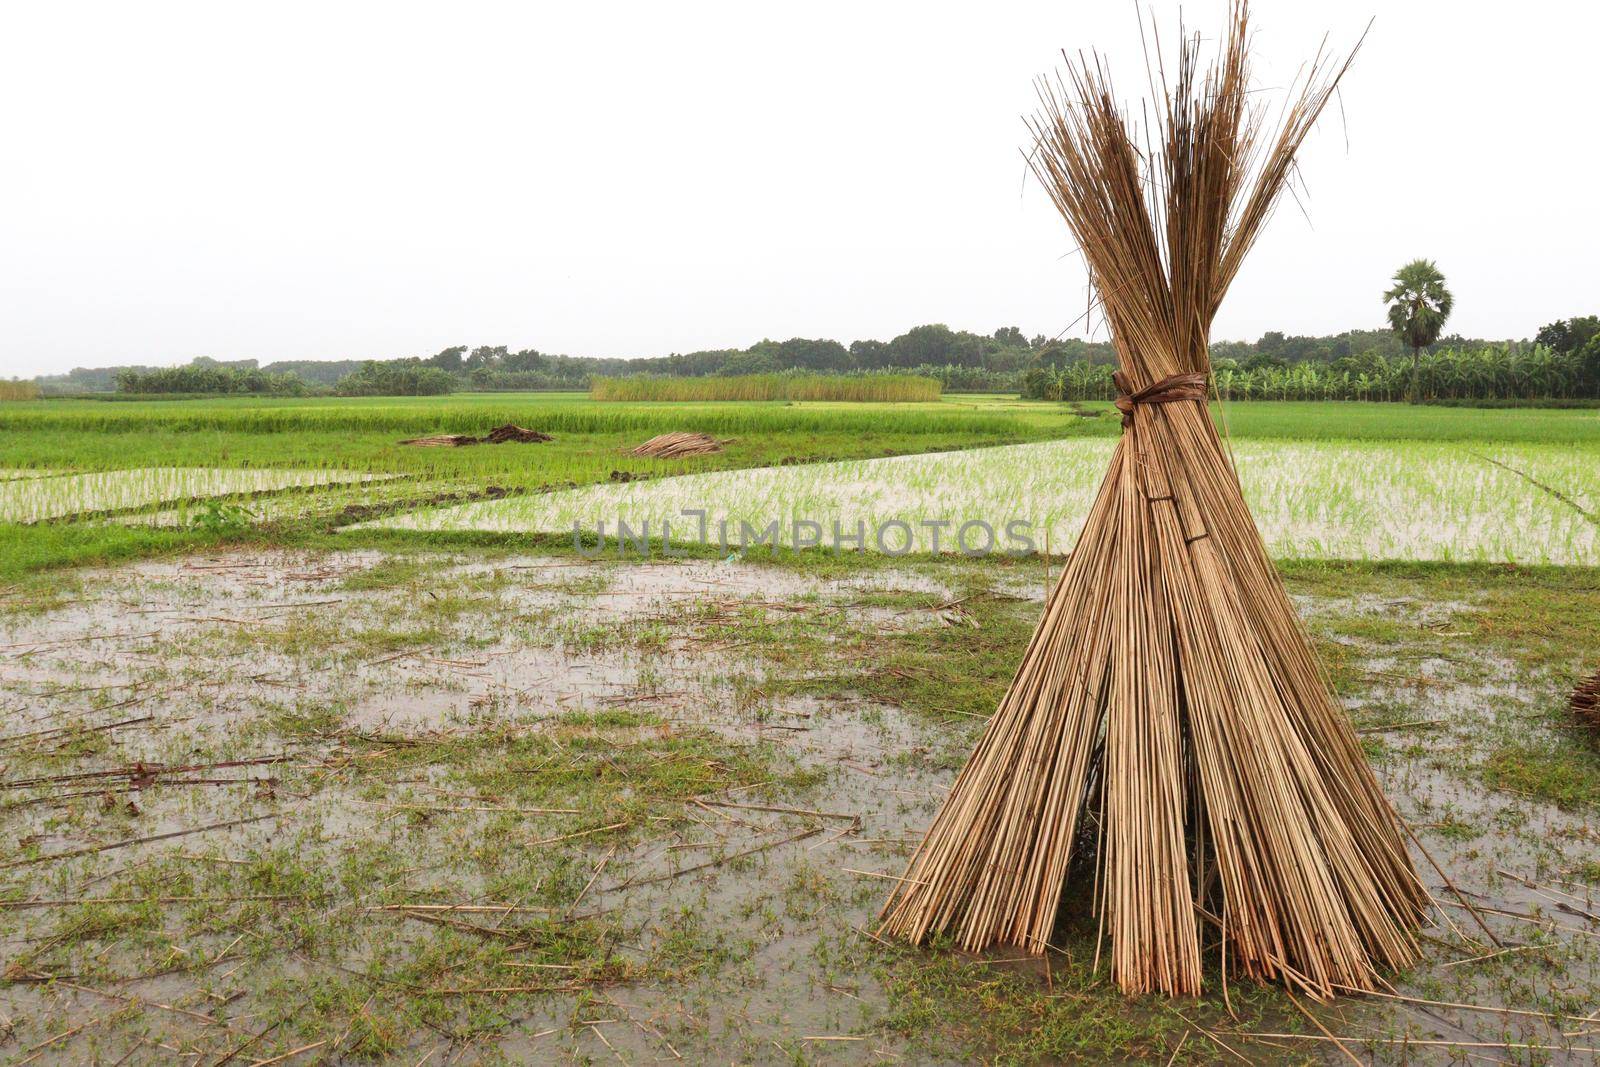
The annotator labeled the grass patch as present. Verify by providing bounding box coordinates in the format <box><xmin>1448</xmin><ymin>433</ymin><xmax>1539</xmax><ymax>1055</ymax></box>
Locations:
<box><xmin>0</xmin><ymin>706</ymin><xmax>819</xmax><ymax>1059</ymax></box>
<box><xmin>792</xmin><ymin>585</ymin><xmax>1036</xmax><ymax>727</ymax></box>
<box><xmin>0</xmin><ymin>520</ymin><xmax>221</xmax><ymax>582</ymax></box>
<box><xmin>338</xmin><ymin>555</ymin><xmax>440</xmax><ymax>591</ymax></box>
<box><xmin>1481</xmin><ymin>743</ymin><xmax>1600</xmax><ymax>809</ymax></box>
<box><xmin>873</xmin><ymin>938</ymin><xmax>1305</xmax><ymax>1064</ymax></box>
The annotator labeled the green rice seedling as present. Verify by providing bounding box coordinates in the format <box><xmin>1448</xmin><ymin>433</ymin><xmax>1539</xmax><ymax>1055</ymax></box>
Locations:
<box><xmin>0</xmin><ymin>467</ymin><xmax>392</xmax><ymax>523</ymax></box>
<box><xmin>0</xmin><ymin>392</ymin><xmax>1029</xmax><ymax>438</ymax></box>
<box><xmin>3</xmin><ymin>393</ymin><xmax>1596</xmax><ymax>577</ymax></box>
<box><xmin>6</xmin><ymin>394</ymin><xmax>1598</xmax><ymax>448</ymax></box>
<box><xmin>358</xmin><ymin>439</ymin><xmax>1600</xmax><ymax>565</ymax></box>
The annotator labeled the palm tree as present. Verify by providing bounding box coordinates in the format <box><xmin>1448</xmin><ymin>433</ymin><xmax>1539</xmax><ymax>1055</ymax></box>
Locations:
<box><xmin>1383</xmin><ymin>259</ymin><xmax>1453</xmax><ymax>402</ymax></box>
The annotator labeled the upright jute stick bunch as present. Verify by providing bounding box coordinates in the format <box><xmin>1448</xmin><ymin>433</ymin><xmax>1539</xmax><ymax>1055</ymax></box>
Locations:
<box><xmin>879</xmin><ymin>3</ymin><xmax>1428</xmax><ymax>998</ymax></box>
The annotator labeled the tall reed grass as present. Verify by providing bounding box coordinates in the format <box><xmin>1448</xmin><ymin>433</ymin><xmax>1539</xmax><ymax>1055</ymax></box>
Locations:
<box><xmin>0</xmin><ymin>382</ymin><xmax>40</xmax><ymax>401</ymax></box>
<box><xmin>590</xmin><ymin>374</ymin><xmax>942</xmax><ymax>403</ymax></box>
<box><xmin>0</xmin><ymin>396</ymin><xmax>994</xmax><ymax>437</ymax></box>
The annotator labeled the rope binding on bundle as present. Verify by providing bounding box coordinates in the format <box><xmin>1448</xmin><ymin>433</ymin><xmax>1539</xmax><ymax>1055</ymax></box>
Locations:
<box><xmin>1113</xmin><ymin>371</ymin><xmax>1211</xmax><ymax>428</ymax></box>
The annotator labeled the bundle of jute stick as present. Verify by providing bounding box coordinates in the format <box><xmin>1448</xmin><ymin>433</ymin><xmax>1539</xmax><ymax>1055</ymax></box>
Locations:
<box><xmin>630</xmin><ymin>432</ymin><xmax>728</xmax><ymax>458</ymax></box>
<box><xmin>879</xmin><ymin>4</ymin><xmax>1428</xmax><ymax>998</ymax></box>
<box><xmin>1573</xmin><ymin>669</ymin><xmax>1600</xmax><ymax>730</ymax></box>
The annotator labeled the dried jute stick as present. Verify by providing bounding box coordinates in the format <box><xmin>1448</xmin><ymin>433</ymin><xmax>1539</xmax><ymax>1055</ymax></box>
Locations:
<box><xmin>879</xmin><ymin>2</ymin><xmax>1426</xmax><ymax>998</ymax></box>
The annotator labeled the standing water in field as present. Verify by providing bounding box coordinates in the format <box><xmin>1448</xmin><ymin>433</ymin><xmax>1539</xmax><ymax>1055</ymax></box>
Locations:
<box><xmin>349</xmin><ymin>439</ymin><xmax>1600</xmax><ymax>565</ymax></box>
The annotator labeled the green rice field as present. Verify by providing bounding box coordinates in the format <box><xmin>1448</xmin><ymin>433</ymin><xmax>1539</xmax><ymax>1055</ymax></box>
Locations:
<box><xmin>0</xmin><ymin>467</ymin><xmax>394</xmax><ymax>524</ymax></box>
<box><xmin>3</xmin><ymin>390</ymin><xmax>1600</xmax><ymax>1062</ymax></box>
<box><xmin>357</xmin><ymin>438</ymin><xmax>1600</xmax><ymax>564</ymax></box>
<box><xmin>2</xmin><ymin>392</ymin><xmax>1598</xmax><ymax>577</ymax></box>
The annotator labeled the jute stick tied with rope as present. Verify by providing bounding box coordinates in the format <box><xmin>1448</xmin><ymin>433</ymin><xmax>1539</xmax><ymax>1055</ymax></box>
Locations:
<box><xmin>877</xmin><ymin>3</ymin><xmax>1427</xmax><ymax>998</ymax></box>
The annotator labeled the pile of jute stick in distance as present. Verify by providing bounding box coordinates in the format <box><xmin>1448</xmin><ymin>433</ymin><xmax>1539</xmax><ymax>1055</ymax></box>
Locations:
<box><xmin>879</xmin><ymin>3</ymin><xmax>1431</xmax><ymax>998</ymax></box>
<box><xmin>630</xmin><ymin>431</ymin><xmax>729</xmax><ymax>459</ymax></box>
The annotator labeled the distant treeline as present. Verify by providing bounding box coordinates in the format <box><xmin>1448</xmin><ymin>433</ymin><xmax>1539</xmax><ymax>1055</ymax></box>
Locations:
<box><xmin>27</xmin><ymin>316</ymin><xmax>1600</xmax><ymax>401</ymax></box>
<box><xmin>110</xmin><ymin>358</ymin><xmax>459</xmax><ymax>397</ymax></box>
<box><xmin>330</xmin><ymin>361</ymin><xmax>457</xmax><ymax>396</ymax></box>
<box><xmin>590</xmin><ymin>372</ymin><xmax>942</xmax><ymax>403</ymax></box>
<box><xmin>47</xmin><ymin>325</ymin><xmax>1058</xmax><ymax>397</ymax></box>
<box><xmin>114</xmin><ymin>364</ymin><xmax>310</xmax><ymax>397</ymax></box>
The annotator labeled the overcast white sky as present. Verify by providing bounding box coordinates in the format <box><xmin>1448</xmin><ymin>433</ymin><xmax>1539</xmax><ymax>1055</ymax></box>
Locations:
<box><xmin>3</xmin><ymin>1</ymin><xmax>1595</xmax><ymax>376</ymax></box>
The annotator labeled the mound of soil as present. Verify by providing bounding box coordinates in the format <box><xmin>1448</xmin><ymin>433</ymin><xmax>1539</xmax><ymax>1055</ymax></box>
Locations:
<box><xmin>483</xmin><ymin>424</ymin><xmax>554</xmax><ymax>444</ymax></box>
<box><xmin>1574</xmin><ymin>669</ymin><xmax>1600</xmax><ymax>729</ymax></box>
<box><xmin>401</xmin><ymin>424</ymin><xmax>553</xmax><ymax>447</ymax></box>
<box><xmin>629</xmin><ymin>431</ymin><xmax>728</xmax><ymax>458</ymax></box>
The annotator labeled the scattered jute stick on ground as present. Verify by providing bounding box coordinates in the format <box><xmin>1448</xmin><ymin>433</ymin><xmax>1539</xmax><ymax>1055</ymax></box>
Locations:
<box><xmin>0</xmin><ymin>895</ymin><xmax>296</xmax><ymax>909</ymax></box>
<box><xmin>245</xmin><ymin>1038</ymin><xmax>328</xmax><ymax>1065</ymax></box>
<box><xmin>878</xmin><ymin>3</ymin><xmax>1427</xmax><ymax>998</ymax></box>
<box><xmin>0</xmin><ymin>812</ymin><xmax>280</xmax><ymax>870</ymax></box>
<box><xmin>364</xmin><ymin>903</ymin><xmax>553</xmax><ymax>916</ymax></box>
<box><xmin>1235</xmin><ymin>1034</ymin><xmax>1600</xmax><ymax>1056</ymax></box>
<box><xmin>0</xmin><ymin>754</ymin><xmax>287</xmax><ymax>791</ymax></box>
<box><xmin>606</xmin><ymin>827</ymin><xmax>819</xmax><ymax>892</ymax></box>
<box><xmin>702</xmin><ymin>800</ymin><xmax>859</xmax><ymax>825</ymax></box>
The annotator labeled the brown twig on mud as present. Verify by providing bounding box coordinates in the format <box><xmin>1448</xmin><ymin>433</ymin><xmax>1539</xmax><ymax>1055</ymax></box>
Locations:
<box><xmin>606</xmin><ymin>827</ymin><xmax>819</xmax><ymax>892</ymax></box>
<box><xmin>377</xmin><ymin>909</ymin><xmax>531</xmax><ymax>945</ymax></box>
<box><xmin>0</xmin><ymin>630</ymin><xmax>159</xmax><ymax>653</ymax></box>
<box><xmin>1328</xmin><ymin>984</ymin><xmax>1600</xmax><ymax>1025</ymax></box>
<box><xmin>527</xmin><ymin>821</ymin><xmax>630</xmax><ymax>847</ymax></box>
<box><xmin>0</xmin><ymin>895</ymin><xmax>297</xmax><ymax>909</ymax></box>
<box><xmin>1233</xmin><ymin>1033</ymin><xmax>1600</xmax><ymax>1055</ymax></box>
<box><xmin>47</xmin><ymin>979</ymin><xmax>248</xmax><ymax>1033</ymax></box>
<box><xmin>366</xmin><ymin>802</ymin><xmax>580</xmax><ymax>815</ymax></box>
<box><xmin>14</xmin><ymin>1013</ymin><xmax>115</xmax><ymax>1066</ymax></box>
<box><xmin>701</xmin><ymin>800</ymin><xmax>860</xmax><ymax>826</ymax></box>
<box><xmin>0</xmin><ymin>755</ymin><xmax>287</xmax><ymax>791</ymax></box>
<box><xmin>1355</xmin><ymin>718</ymin><xmax>1446</xmax><ymax>734</ymax></box>
<box><xmin>208</xmin><ymin>1015</ymin><xmax>287</xmax><ymax>1067</ymax></box>
<box><xmin>1398</xmin><ymin>815</ymin><xmax>1503</xmax><ymax>947</ymax></box>
<box><xmin>568</xmin><ymin>845</ymin><xmax>617</xmax><ymax>916</ymax></box>
<box><xmin>364</xmin><ymin>903</ymin><xmax>553</xmax><ymax>916</ymax></box>
<box><xmin>0</xmin><ymin>714</ymin><xmax>157</xmax><ymax>748</ymax></box>
<box><xmin>1495</xmin><ymin>867</ymin><xmax>1600</xmax><ymax>922</ymax></box>
<box><xmin>1285</xmin><ymin>991</ymin><xmax>1361</xmax><ymax>1066</ymax></box>
<box><xmin>244</xmin><ymin>1038</ymin><xmax>328</xmax><ymax>1065</ymax></box>
<box><xmin>0</xmin><ymin>812</ymin><xmax>280</xmax><ymax>870</ymax></box>
<box><xmin>1467</xmin><ymin>450</ymin><xmax>1598</xmax><ymax>524</ymax></box>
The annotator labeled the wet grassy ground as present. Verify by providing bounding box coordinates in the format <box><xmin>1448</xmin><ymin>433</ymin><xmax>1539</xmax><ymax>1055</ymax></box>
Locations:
<box><xmin>2</xmin><ymin>547</ymin><xmax>1597</xmax><ymax>1064</ymax></box>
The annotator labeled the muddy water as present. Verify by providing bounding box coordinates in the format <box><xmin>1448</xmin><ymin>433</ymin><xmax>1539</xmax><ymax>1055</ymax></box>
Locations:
<box><xmin>0</xmin><ymin>549</ymin><xmax>971</xmax><ymax>1063</ymax></box>
<box><xmin>2</xmin><ymin>549</ymin><xmax>1598</xmax><ymax>1064</ymax></box>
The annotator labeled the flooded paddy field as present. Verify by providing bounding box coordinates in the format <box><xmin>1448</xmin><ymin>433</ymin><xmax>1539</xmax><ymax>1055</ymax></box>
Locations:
<box><xmin>357</xmin><ymin>440</ymin><xmax>1600</xmax><ymax>566</ymax></box>
<box><xmin>2</xmin><ymin>547</ymin><xmax>1598</xmax><ymax>1063</ymax></box>
<box><xmin>0</xmin><ymin>469</ymin><xmax>397</xmax><ymax>525</ymax></box>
